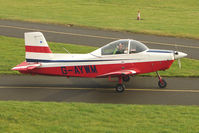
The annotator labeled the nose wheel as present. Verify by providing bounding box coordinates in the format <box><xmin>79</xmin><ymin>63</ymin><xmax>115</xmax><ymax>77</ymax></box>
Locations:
<box><xmin>158</xmin><ymin>79</ymin><xmax>167</xmax><ymax>88</ymax></box>
<box><xmin>156</xmin><ymin>71</ymin><xmax>167</xmax><ymax>88</ymax></box>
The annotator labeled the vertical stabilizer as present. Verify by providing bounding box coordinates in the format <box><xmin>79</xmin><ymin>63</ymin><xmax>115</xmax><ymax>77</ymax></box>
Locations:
<box><xmin>25</xmin><ymin>32</ymin><xmax>53</xmax><ymax>62</ymax></box>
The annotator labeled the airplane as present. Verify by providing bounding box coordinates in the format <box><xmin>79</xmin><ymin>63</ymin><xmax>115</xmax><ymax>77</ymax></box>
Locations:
<box><xmin>12</xmin><ymin>32</ymin><xmax>187</xmax><ymax>92</ymax></box>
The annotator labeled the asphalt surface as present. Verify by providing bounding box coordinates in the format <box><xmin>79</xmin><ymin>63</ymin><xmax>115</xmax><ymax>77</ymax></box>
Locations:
<box><xmin>0</xmin><ymin>75</ymin><xmax>199</xmax><ymax>105</ymax></box>
<box><xmin>0</xmin><ymin>20</ymin><xmax>198</xmax><ymax>105</ymax></box>
<box><xmin>0</xmin><ymin>20</ymin><xmax>199</xmax><ymax>59</ymax></box>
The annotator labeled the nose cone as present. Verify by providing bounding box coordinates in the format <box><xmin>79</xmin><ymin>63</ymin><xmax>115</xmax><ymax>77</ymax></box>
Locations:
<box><xmin>174</xmin><ymin>51</ymin><xmax>187</xmax><ymax>59</ymax></box>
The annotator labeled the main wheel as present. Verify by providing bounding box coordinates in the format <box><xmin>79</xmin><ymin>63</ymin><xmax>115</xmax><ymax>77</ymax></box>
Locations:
<box><xmin>122</xmin><ymin>75</ymin><xmax>130</xmax><ymax>82</ymax></box>
<box><xmin>158</xmin><ymin>79</ymin><xmax>167</xmax><ymax>88</ymax></box>
<box><xmin>116</xmin><ymin>84</ymin><xmax>125</xmax><ymax>93</ymax></box>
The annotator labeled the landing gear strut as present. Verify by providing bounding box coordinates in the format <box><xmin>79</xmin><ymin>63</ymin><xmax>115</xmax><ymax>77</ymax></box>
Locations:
<box><xmin>122</xmin><ymin>75</ymin><xmax>130</xmax><ymax>82</ymax></box>
<box><xmin>115</xmin><ymin>76</ymin><xmax>125</xmax><ymax>93</ymax></box>
<box><xmin>156</xmin><ymin>71</ymin><xmax>167</xmax><ymax>88</ymax></box>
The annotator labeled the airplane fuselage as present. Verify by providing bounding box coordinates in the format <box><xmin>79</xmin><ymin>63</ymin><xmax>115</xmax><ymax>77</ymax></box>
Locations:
<box><xmin>21</xmin><ymin>49</ymin><xmax>174</xmax><ymax>77</ymax></box>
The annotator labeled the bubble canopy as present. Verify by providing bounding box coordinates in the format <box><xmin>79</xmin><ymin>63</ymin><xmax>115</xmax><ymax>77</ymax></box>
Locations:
<box><xmin>91</xmin><ymin>39</ymin><xmax>149</xmax><ymax>56</ymax></box>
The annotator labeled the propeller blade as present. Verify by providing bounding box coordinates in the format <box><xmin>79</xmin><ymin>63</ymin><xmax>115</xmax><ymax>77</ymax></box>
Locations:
<box><xmin>174</xmin><ymin>44</ymin><xmax>178</xmax><ymax>60</ymax></box>
<box><xmin>178</xmin><ymin>59</ymin><xmax>181</xmax><ymax>69</ymax></box>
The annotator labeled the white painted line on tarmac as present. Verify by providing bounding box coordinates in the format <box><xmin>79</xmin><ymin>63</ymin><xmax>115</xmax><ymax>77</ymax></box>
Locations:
<box><xmin>0</xmin><ymin>24</ymin><xmax>199</xmax><ymax>49</ymax></box>
<box><xmin>1</xmin><ymin>86</ymin><xmax>199</xmax><ymax>93</ymax></box>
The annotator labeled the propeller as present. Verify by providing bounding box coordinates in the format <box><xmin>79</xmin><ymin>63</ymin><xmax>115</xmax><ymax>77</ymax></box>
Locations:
<box><xmin>177</xmin><ymin>57</ymin><xmax>181</xmax><ymax>69</ymax></box>
<box><xmin>174</xmin><ymin>45</ymin><xmax>182</xmax><ymax>69</ymax></box>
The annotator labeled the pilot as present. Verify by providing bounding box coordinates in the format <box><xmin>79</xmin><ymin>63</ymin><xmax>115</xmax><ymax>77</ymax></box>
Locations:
<box><xmin>114</xmin><ymin>43</ymin><xmax>128</xmax><ymax>54</ymax></box>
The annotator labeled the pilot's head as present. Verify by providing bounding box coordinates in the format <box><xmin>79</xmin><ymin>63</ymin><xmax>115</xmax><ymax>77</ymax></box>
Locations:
<box><xmin>118</xmin><ymin>43</ymin><xmax>124</xmax><ymax>50</ymax></box>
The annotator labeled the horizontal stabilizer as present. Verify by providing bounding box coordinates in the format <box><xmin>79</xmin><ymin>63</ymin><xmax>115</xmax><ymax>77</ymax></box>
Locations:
<box><xmin>12</xmin><ymin>61</ymin><xmax>40</xmax><ymax>71</ymax></box>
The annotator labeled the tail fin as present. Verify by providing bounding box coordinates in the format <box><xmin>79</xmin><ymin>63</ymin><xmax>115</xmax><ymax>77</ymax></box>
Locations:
<box><xmin>25</xmin><ymin>32</ymin><xmax>53</xmax><ymax>62</ymax></box>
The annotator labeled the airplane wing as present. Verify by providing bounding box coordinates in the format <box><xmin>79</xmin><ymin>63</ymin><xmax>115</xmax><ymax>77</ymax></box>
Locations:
<box><xmin>12</xmin><ymin>61</ymin><xmax>41</xmax><ymax>71</ymax></box>
<box><xmin>97</xmin><ymin>69</ymin><xmax>139</xmax><ymax>78</ymax></box>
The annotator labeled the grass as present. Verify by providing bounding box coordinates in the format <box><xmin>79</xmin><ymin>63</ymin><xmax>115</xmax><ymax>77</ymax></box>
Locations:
<box><xmin>0</xmin><ymin>0</ymin><xmax>199</xmax><ymax>39</ymax></box>
<box><xmin>0</xmin><ymin>101</ymin><xmax>199</xmax><ymax>133</ymax></box>
<box><xmin>0</xmin><ymin>35</ymin><xmax>199</xmax><ymax>76</ymax></box>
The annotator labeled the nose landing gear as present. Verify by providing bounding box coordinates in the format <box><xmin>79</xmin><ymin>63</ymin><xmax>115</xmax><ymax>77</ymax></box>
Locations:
<box><xmin>156</xmin><ymin>71</ymin><xmax>167</xmax><ymax>88</ymax></box>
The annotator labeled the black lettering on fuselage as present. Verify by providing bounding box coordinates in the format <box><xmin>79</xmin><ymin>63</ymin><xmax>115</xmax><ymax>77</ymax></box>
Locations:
<box><xmin>90</xmin><ymin>65</ymin><xmax>97</xmax><ymax>73</ymax></box>
<box><xmin>78</xmin><ymin>66</ymin><xmax>83</xmax><ymax>73</ymax></box>
<box><xmin>84</xmin><ymin>66</ymin><xmax>90</xmax><ymax>73</ymax></box>
<box><xmin>73</xmin><ymin>65</ymin><xmax>98</xmax><ymax>74</ymax></box>
<box><xmin>61</xmin><ymin>67</ymin><xmax>67</xmax><ymax>74</ymax></box>
<box><xmin>75</xmin><ymin>66</ymin><xmax>80</xmax><ymax>74</ymax></box>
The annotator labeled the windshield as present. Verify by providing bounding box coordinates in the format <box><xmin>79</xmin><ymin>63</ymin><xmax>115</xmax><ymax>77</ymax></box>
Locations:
<box><xmin>129</xmin><ymin>40</ymin><xmax>148</xmax><ymax>54</ymax></box>
<box><xmin>101</xmin><ymin>40</ymin><xmax>129</xmax><ymax>55</ymax></box>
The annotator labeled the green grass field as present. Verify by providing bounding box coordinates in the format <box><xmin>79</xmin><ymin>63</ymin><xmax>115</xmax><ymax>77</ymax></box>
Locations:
<box><xmin>0</xmin><ymin>101</ymin><xmax>199</xmax><ymax>133</ymax></box>
<box><xmin>0</xmin><ymin>35</ymin><xmax>199</xmax><ymax>76</ymax></box>
<box><xmin>0</xmin><ymin>0</ymin><xmax>199</xmax><ymax>39</ymax></box>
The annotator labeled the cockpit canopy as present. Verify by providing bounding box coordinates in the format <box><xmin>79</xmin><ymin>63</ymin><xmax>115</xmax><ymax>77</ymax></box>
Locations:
<box><xmin>91</xmin><ymin>39</ymin><xmax>148</xmax><ymax>56</ymax></box>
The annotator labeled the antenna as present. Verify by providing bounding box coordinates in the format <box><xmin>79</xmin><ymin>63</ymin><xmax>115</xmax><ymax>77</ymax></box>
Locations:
<box><xmin>63</xmin><ymin>47</ymin><xmax>70</xmax><ymax>54</ymax></box>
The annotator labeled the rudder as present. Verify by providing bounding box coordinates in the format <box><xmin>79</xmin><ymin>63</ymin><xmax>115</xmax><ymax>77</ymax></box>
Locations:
<box><xmin>25</xmin><ymin>32</ymin><xmax>52</xmax><ymax>53</ymax></box>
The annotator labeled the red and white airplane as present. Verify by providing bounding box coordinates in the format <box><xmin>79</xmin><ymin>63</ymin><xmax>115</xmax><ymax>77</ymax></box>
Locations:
<box><xmin>12</xmin><ymin>32</ymin><xmax>187</xmax><ymax>92</ymax></box>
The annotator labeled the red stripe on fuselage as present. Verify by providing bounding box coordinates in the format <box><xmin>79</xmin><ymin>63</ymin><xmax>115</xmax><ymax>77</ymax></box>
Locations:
<box><xmin>25</xmin><ymin>46</ymin><xmax>52</xmax><ymax>53</ymax></box>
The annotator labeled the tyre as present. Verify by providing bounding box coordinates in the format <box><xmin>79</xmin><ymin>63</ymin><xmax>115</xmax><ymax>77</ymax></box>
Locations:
<box><xmin>158</xmin><ymin>79</ymin><xmax>167</xmax><ymax>88</ymax></box>
<box><xmin>116</xmin><ymin>84</ymin><xmax>125</xmax><ymax>93</ymax></box>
